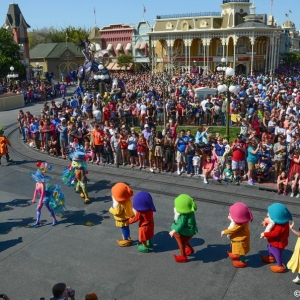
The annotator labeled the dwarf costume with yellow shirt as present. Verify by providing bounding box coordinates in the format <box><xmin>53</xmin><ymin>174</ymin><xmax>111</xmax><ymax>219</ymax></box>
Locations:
<box><xmin>109</xmin><ymin>183</ymin><xmax>135</xmax><ymax>247</ymax></box>
<box><xmin>222</xmin><ymin>202</ymin><xmax>253</xmax><ymax>268</ymax></box>
<box><xmin>0</xmin><ymin>125</ymin><xmax>13</xmax><ymax>165</ymax></box>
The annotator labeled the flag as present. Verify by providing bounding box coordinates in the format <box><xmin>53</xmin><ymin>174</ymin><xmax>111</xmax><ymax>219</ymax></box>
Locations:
<box><xmin>271</xmin><ymin>0</ymin><xmax>273</xmax><ymax>6</ymax></box>
<box><xmin>289</xmin><ymin>10</ymin><xmax>292</xmax><ymax>13</ymax></box>
<box><xmin>94</xmin><ymin>6</ymin><xmax>96</xmax><ymax>14</ymax></box>
<box><xmin>143</xmin><ymin>5</ymin><xmax>146</xmax><ymax>13</ymax></box>
<box><xmin>285</xmin><ymin>13</ymin><xmax>289</xmax><ymax>17</ymax></box>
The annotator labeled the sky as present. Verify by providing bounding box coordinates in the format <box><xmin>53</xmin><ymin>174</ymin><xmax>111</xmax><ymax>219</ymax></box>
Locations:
<box><xmin>2</xmin><ymin>0</ymin><xmax>300</xmax><ymax>31</ymax></box>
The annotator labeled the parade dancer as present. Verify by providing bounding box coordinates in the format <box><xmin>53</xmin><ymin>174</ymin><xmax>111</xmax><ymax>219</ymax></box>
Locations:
<box><xmin>30</xmin><ymin>162</ymin><xmax>57</xmax><ymax>227</ymax></box>
<box><xmin>0</xmin><ymin>124</ymin><xmax>13</xmax><ymax>165</ymax></box>
<box><xmin>129</xmin><ymin>191</ymin><xmax>156</xmax><ymax>253</ymax></box>
<box><xmin>221</xmin><ymin>202</ymin><xmax>253</xmax><ymax>268</ymax></box>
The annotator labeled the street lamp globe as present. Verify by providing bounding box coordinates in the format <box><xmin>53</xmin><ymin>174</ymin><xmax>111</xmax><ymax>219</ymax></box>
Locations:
<box><xmin>217</xmin><ymin>67</ymin><xmax>221</xmax><ymax>71</ymax></box>
<box><xmin>100</xmin><ymin>74</ymin><xmax>105</xmax><ymax>80</ymax></box>
<box><xmin>225</xmin><ymin>67</ymin><xmax>235</xmax><ymax>77</ymax></box>
<box><xmin>222</xmin><ymin>67</ymin><xmax>226</xmax><ymax>71</ymax></box>
<box><xmin>10</xmin><ymin>66</ymin><xmax>14</xmax><ymax>71</ymax></box>
<box><xmin>36</xmin><ymin>62</ymin><xmax>39</xmax><ymax>67</ymax></box>
<box><xmin>221</xmin><ymin>57</ymin><xmax>226</xmax><ymax>63</ymax></box>
<box><xmin>104</xmin><ymin>74</ymin><xmax>110</xmax><ymax>80</ymax></box>
<box><xmin>93</xmin><ymin>75</ymin><xmax>98</xmax><ymax>80</ymax></box>
<box><xmin>98</xmin><ymin>64</ymin><xmax>104</xmax><ymax>70</ymax></box>
<box><xmin>229</xmin><ymin>85</ymin><xmax>237</xmax><ymax>93</ymax></box>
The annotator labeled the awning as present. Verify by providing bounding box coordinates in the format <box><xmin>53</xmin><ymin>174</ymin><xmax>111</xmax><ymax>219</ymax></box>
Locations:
<box><xmin>116</xmin><ymin>43</ymin><xmax>123</xmax><ymax>51</ymax></box>
<box><xmin>140</xmin><ymin>42</ymin><xmax>147</xmax><ymax>50</ymax></box>
<box><xmin>106</xmin><ymin>62</ymin><xmax>115</xmax><ymax>70</ymax></box>
<box><xmin>107</xmin><ymin>44</ymin><xmax>113</xmax><ymax>51</ymax></box>
<box><xmin>126</xmin><ymin>43</ymin><xmax>132</xmax><ymax>51</ymax></box>
<box><xmin>135</xmin><ymin>42</ymin><xmax>141</xmax><ymax>49</ymax></box>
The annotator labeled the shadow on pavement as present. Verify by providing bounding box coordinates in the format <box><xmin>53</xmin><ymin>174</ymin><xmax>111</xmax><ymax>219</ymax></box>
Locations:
<box><xmin>0</xmin><ymin>237</ymin><xmax>23</xmax><ymax>252</ymax></box>
<box><xmin>152</xmin><ymin>231</ymin><xmax>205</xmax><ymax>253</ymax></box>
<box><xmin>0</xmin><ymin>217</ymin><xmax>35</xmax><ymax>234</ymax></box>
<box><xmin>0</xmin><ymin>199</ymin><xmax>31</xmax><ymax>212</ymax></box>
<box><xmin>192</xmin><ymin>243</ymin><xmax>230</xmax><ymax>262</ymax></box>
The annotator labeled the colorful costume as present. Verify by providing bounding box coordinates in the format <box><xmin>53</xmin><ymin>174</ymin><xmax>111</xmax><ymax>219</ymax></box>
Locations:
<box><xmin>0</xmin><ymin>124</ymin><xmax>13</xmax><ymax>165</ymax></box>
<box><xmin>129</xmin><ymin>191</ymin><xmax>156</xmax><ymax>253</ymax></box>
<box><xmin>222</xmin><ymin>202</ymin><xmax>253</xmax><ymax>268</ymax></box>
<box><xmin>109</xmin><ymin>183</ymin><xmax>135</xmax><ymax>247</ymax></box>
<box><xmin>30</xmin><ymin>162</ymin><xmax>66</xmax><ymax>227</ymax></box>
<box><xmin>62</xmin><ymin>151</ymin><xmax>90</xmax><ymax>203</ymax></box>
<box><xmin>170</xmin><ymin>194</ymin><xmax>198</xmax><ymax>263</ymax></box>
<box><xmin>260</xmin><ymin>203</ymin><xmax>292</xmax><ymax>273</ymax></box>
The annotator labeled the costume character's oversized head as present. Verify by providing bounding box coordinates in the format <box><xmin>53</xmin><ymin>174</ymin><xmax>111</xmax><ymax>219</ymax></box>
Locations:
<box><xmin>267</xmin><ymin>203</ymin><xmax>292</xmax><ymax>224</ymax></box>
<box><xmin>174</xmin><ymin>194</ymin><xmax>197</xmax><ymax>214</ymax></box>
<box><xmin>30</xmin><ymin>161</ymin><xmax>53</xmax><ymax>183</ymax></box>
<box><xmin>0</xmin><ymin>124</ymin><xmax>4</xmax><ymax>135</ymax></box>
<box><xmin>71</xmin><ymin>151</ymin><xmax>85</xmax><ymax>169</ymax></box>
<box><xmin>111</xmin><ymin>182</ymin><xmax>133</xmax><ymax>203</ymax></box>
<box><xmin>229</xmin><ymin>202</ymin><xmax>253</xmax><ymax>224</ymax></box>
<box><xmin>132</xmin><ymin>191</ymin><xmax>156</xmax><ymax>212</ymax></box>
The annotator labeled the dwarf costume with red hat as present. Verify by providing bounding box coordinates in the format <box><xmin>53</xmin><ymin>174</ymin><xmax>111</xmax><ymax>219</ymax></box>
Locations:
<box><xmin>221</xmin><ymin>202</ymin><xmax>253</xmax><ymax>268</ymax></box>
<box><xmin>109</xmin><ymin>183</ymin><xmax>135</xmax><ymax>247</ymax></box>
<box><xmin>129</xmin><ymin>191</ymin><xmax>156</xmax><ymax>253</ymax></box>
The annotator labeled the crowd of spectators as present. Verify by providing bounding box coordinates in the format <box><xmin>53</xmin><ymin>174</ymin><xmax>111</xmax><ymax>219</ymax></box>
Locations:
<box><xmin>15</xmin><ymin>65</ymin><xmax>300</xmax><ymax>195</ymax></box>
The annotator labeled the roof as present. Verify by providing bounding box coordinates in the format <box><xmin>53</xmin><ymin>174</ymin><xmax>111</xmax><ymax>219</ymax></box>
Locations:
<box><xmin>4</xmin><ymin>4</ymin><xmax>30</xmax><ymax>28</ymax></box>
<box><xmin>235</xmin><ymin>22</ymin><xmax>271</xmax><ymax>29</ymax></box>
<box><xmin>30</xmin><ymin>42</ymin><xmax>83</xmax><ymax>59</ymax></box>
<box><xmin>89</xmin><ymin>26</ymin><xmax>101</xmax><ymax>41</ymax></box>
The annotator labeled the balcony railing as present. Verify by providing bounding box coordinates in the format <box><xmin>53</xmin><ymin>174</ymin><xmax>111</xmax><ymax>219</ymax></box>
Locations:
<box><xmin>156</xmin><ymin>12</ymin><xmax>221</xmax><ymax>19</ymax></box>
<box><xmin>223</xmin><ymin>0</ymin><xmax>249</xmax><ymax>3</ymax></box>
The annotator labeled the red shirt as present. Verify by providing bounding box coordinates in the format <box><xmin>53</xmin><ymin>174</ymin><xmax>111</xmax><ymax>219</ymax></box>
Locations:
<box><xmin>137</xmin><ymin>138</ymin><xmax>147</xmax><ymax>153</ymax></box>
<box><xmin>264</xmin><ymin>223</ymin><xmax>289</xmax><ymax>249</ymax></box>
<box><xmin>176</xmin><ymin>103</ymin><xmax>184</xmax><ymax>115</ymax></box>
<box><xmin>231</xmin><ymin>142</ymin><xmax>246</xmax><ymax>162</ymax></box>
<box><xmin>251</xmin><ymin>121</ymin><xmax>261</xmax><ymax>135</ymax></box>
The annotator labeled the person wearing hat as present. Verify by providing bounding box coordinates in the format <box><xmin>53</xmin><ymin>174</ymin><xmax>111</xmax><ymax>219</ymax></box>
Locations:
<box><xmin>0</xmin><ymin>125</ymin><xmax>13</xmax><ymax>165</ymax></box>
<box><xmin>221</xmin><ymin>202</ymin><xmax>253</xmax><ymax>268</ymax></box>
<box><xmin>169</xmin><ymin>194</ymin><xmax>198</xmax><ymax>262</ymax></box>
<box><xmin>109</xmin><ymin>183</ymin><xmax>135</xmax><ymax>246</ymax></box>
<box><xmin>71</xmin><ymin>151</ymin><xmax>90</xmax><ymax>203</ymax></box>
<box><xmin>260</xmin><ymin>203</ymin><xmax>292</xmax><ymax>273</ymax></box>
<box><xmin>30</xmin><ymin>161</ymin><xmax>58</xmax><ymax>227</ymax></box>
<box><xmin>129</xmin><ymin>191</ymin><xmax>156</xmax><ymax>252</ymax></box>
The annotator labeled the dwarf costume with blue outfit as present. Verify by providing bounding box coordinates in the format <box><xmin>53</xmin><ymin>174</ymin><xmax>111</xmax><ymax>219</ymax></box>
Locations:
<box><xmin>129</xmin><ymin>191</ymin><xmax>156</xmax><ymax>253</ymax></box>
<box><xmin>109</xmin><ymin>183</ymin><xmax>135</xmax><ymax>247</ymax></box>
<box><xmin>260</xmin><ymin>203</ymin><xmax>292</xmax><ymax>273</ymax></box>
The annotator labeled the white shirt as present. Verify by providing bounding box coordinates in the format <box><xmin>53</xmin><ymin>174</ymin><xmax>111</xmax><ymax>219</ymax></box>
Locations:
<box><xmin>201</xmin><ymin>99</ymin><xmax>208</xmax><ymax>112</ymax></box>
<box><xmin>192</xmin><ymin>155</ymin><xmax>200</xmax><ymax>166</ymax></box>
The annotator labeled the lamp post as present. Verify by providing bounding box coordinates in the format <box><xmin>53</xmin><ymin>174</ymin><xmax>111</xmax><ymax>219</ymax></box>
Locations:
<box><xmin>93</xmin><ymin>63</ymin><xmax>109</xmax><ymax>96</ymax></box>
<box><xmin>217</xmin><ymin>58</ymin><xmax>240</xmax><ymax>141</ymax></box>
<box><xmin>7</xmin><ymin>66</ymin><xmax>19</xmax><ymax>84</ymax></box>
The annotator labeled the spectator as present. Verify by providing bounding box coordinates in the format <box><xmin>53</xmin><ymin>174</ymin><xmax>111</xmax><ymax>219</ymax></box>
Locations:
<box><xmin>127</xmin><ymin>128</ymin><xmax>138</xmax><ymax>168</ymax></box>
<box><xmin>273</xmin><ymin>135</ymin><xmax>287</xmax><ymax>181</ymax></box>
<box><xmin>230</xmin><ymin>134</ymin><xmax>247</xmax><ymax>181</ymax></box>
<box><xmin>154</xmin><ymin>131</ymin><xmax>164</xmax><ymax>173</ymax></box>
<box><xmin>146</xmin><ymin>126</ymin><xmax>156</xmax><ymax>172</ymax></box>
<box><xmin>51</xmin><ymin>283</ymin><xmax>75</xmax><ymax>300</ymax></box>
<box><xmin>277</xmin><ymin>171</ymin><xmax>289</xmax><ymax>195</ymax></box>
<box><xmin>246</xmin><ymin>140</ymin><xmax>260</xmax><ymax>185</ymax></box>
<box><xmin>202</xmin><ymin>155</ymin><xmax>214</xmax><ymax>184</ymax></box>
<box><xmin>137</xmin><ymin>133</ymin><xmax>147</xmax><ymax>170</ymax></box>
<box><xmin>164</xmin><ymin>130</ymin><xmax>175</xmax><ymax>172</ymax></box>
<box><xmin>111</xmin><ymin>130</ymin><xmax>122</xmax><ymax>167</ymax></box>
<box><xmin>175</xmin><ymin>129</ymin><xmax>188</xmax><ymax>175</ymax></box>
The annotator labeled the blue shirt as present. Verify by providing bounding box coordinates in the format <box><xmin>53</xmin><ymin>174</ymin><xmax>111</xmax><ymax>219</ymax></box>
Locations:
<box><xmin>70</xmin><ymin>99</ymin><xmax>79</xmax><ymax>109</ymax></box>
<box><xmin>177</xmin><ymin>135</ymin><xmax>188</xmax><ymax>152</ymax></box>
<box><xmin>215</xmin><ymin>143</ymin><xmax>226</xmax><ymax>156</ymax></box>
<box><xmin>247</xmin><ymin>147</ymin><xmax>258</xmax><ymax>163</ymax></box>
<box><xmin>59</xmin><ymin>125</ymin><xmax>68</xmax><ymax>140</ymax></box>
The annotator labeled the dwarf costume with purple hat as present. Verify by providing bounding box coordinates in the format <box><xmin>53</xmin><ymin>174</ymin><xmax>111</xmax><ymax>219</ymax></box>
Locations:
<box><xmin>221</xmin><ymin>202</ymin><xmax>253</xmax><ymax>268</ymax></box>
<box><xmin>129</xmin><ymin>191</ymin><xmax>156</xmax><ymax>253</ymax></box>
<box><xmin>260</xmin><ymin>203</ymin><xmax>292</xmax><ymax>273</ymax></box>
<box><xmin>109</xmin><ymin>183</ymin><xmax>135</xmax><ymax>247</ymax></box>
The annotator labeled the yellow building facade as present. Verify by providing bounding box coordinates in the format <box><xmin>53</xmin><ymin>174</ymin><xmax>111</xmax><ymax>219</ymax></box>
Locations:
<box><xmin>149</xmin><ymin>0</ymin><xmax>281</xmax><ymax>75</ymax></box>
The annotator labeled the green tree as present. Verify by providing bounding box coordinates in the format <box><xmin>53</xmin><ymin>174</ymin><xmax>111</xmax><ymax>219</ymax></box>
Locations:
<box><xmin>0</xmin><ymin>28</ymin><xmax>25</xmax><ymax>78</ymax></box>
<box><xmin>117</xmin><ymin>54</ymin><xmax>134</xmax><ymax>71</ymax></box>
<box><xmin>283</xmin><ymin>52</ymin><xmax>300</xmax><ymax>64</ymax></box>
<box><xmin>28</xmin><ymin>26</ymin><xmax>91</xmax><ymax>49</ymax></box>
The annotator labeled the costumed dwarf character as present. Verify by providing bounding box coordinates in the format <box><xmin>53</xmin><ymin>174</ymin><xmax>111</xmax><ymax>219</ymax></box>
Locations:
<box><xmin>0</xmin><ymin>124</ymin><xmax>13</xmax><ymax>165</ymax></box>
<box><xmin>221</xmin><ymin>202</ymin><xmax>253</xmax><ymax>268</ymax></box>
<box><xmin>169</xmin><ymin>194</ymin><xmax>198</xmax><ymax>263</ymax></box>
<box><xmin>62</xmin><ymin>151</ymin><xmax>90</xmax><ymax>203</ymax></box>
<box><xmin>30</xmin><ymin>162</ymin><xmax>66</xmax><ymax>227</ymax></box>
<box><xmin>129</xmin><ymin>191</ymin><xmax>156</xmax><ymax>253</ymax></box>
<box><xmin>109</xmin><ymin>183</ymin><xmax>135</xmax><ymax>247</ymax></box>
<box><xmin>260</xmin><ymin>202</ymin><xmax>292</xmax><ymax>273</ymax></box>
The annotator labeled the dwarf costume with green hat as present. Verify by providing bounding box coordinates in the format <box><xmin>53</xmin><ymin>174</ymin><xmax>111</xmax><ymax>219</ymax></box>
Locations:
<box><xmin>260</xmin><ymin>203</ymin><xmax>292</xmax><ymax>273</ymax></box>
<box><xmin>129</xmin><ymin>191</ymin><xmax>156</xmax><ymax>253</ymax></box>
<box><xmin>170</xmin><ymin>194</ymin><xmax>198</xmax><ymax>263</ymax></box>
<box><xmin>0</xmin><ymin>124</ymin><xmax>13</xmax><ymax>165</ymax></box>
<box><xmin>222</xmin><ymin>202</ymin><xmax>253</xmax><ymax>268</ymax></box>
<box><xmin>72</xmin><ymin>151</ymin><xmax>90</xmax><ymax>203</ymax></box>
<box><xmin>109</xmin><ymin>183</ymin><xmax>135</xmax><ymax>247</ymax></box>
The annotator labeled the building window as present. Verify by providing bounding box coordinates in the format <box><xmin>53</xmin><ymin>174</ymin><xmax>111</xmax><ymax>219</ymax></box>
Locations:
<box><xmin>198</xmin><ymin>41</ymin><xmax>204</xmax><ymax>55</ymax></box>
<box><xmin>216</xmin><ymin>40</ymin><xmax>223</xmax><ymax>56</ymax></box>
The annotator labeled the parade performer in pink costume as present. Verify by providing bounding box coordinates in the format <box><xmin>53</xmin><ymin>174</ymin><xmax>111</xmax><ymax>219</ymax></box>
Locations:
<box><xmin>30</xmin><ymin>161</ymin><xmax>58</xmax><ymax>227</ymax></box>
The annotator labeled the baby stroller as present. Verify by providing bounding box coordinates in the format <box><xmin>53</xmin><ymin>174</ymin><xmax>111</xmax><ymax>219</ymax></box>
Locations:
<box><xmin>256</xmin><ymin>162</ymin><xmax>271</xmax><ymax>182</ymax></box>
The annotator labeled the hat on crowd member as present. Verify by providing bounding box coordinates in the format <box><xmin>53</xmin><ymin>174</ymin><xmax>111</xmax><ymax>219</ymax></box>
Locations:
<box><xmin>174</xmin><ymin>194</ymin><xmax>197</xmax><ymax>214</ymax></box>
<box><xmin>111</xmin><ymin>182</ymin><xmax>133</xmax><ymax>202</ymax></box>
<box><xmin>268</xmin><ymin>203</ymin><xmax>292</xmax><ymax>224</ymax></box>
<box><xmin>229</xmin><ymin>202</ymin><xmax>253</xmax><ymax>224</ymax></box>
<box><xmin>85</xmin><ymin>293</ymin><xmax>98</xmax><ymax>300</ymax></box>
<box><xmin>70</xmin><ymin>117</ymin><xmax>75</xmax><ymax>123</ymax></box>
<box><xmin>133</xmin><ymin>191</ymin><xmax>156</xmax><ymax>212</ymax></box>
<box><xmin>144</xmin><ymin>124</ymin><xmax>149</xmax><ymax>128</ymax></box>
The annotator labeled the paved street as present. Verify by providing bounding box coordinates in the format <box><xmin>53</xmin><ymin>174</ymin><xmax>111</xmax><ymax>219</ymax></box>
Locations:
<box><xmin>0</xmin><ymin>91</ymin><xmax>300</xmax><ymax>299</ymax></box>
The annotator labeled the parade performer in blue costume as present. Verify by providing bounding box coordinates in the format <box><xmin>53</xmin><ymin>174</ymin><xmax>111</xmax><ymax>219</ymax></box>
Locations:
<box><xmin>30</xmin><ymin>161</ymin><xmax>66</xmax><ymax>227</ymax></box>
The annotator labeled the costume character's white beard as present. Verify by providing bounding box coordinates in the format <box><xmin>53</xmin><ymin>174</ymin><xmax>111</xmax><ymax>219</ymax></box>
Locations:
<box><xmin>174</xmin><ymin>207</ymin><xmax>180</xmax><ymax>221</ymax></box>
